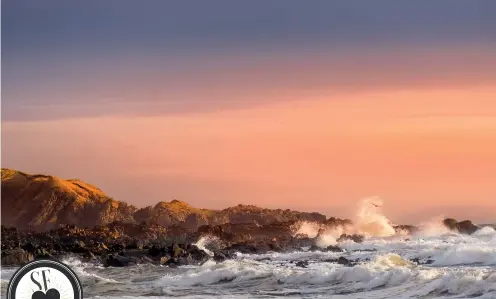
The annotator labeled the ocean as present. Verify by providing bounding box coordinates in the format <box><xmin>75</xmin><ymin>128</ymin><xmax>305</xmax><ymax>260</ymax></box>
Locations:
<box><xmin>2</xmin><ymin>224</ymin><xmax>495</xmax><ymax>299</ymax></box>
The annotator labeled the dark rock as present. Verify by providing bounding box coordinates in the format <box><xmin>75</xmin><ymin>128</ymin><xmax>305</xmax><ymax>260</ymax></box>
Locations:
<box><xmin>291</xmin><ymin>236</ymin><xmax>314</xmax><ymax>249</ymax></box>
<box><xmin>103</xmin><ymin>254</ymin><xmax>137</xmax><ymax>267</ymax></box>
<box><xmin>34</xmin><ymin>248</ymin><xmax>52</xmax><ymax>258</ymax></box>
<box><xmin>443</xmin><ymin>218</ymin><xmax>478</xmax><ymax>235</ymax></box>
<box><xmin>83</xmin><ymin>251</ymin><xmax>95</xmax><ymax>260</ymax></box>
<box><xmin>186</xmin><ymin>244</ymin><xmax>210</xmax><ymax>264</ymax></box>
<box><xmin>268</xmin><ymin>242</ymin><xmax>283</xmax><ymax>252</ymax></box>
<box><xmin>213</xmin><ymin>250</ymin><xmax>236</xmax><ymax>262</ymax></box>
<box><xmin>352</xmin><ymin>248</ymin><xmax>376</xmax><ymax>252</ymax></box>
<box><xmin>109</xmin><ymin>243</ymin><xmax>125</xmax><ymax>253</ymax></box>
<box><xmin>324</xmin><ymin>217</ymin><xmax>353</xmax><ymax>227</ymax></box>
<box><xmin>309</xmin><ymin>245</ymin><xmax>322</xmax><ymax>252</ymax></box>
<box><xmin>147</xmin><ymin>245</ymin><xmax>164</xmax><ymax>257</ymax></box>
<box><xmin>2</xmin><ymin>249</ymin><xmax>34</xmax><ymax>266</ymax></box>
<box><xmin>91</xmin><ymin>242</ymin><xmax>109</xmax><ymax>255</ymax></box>
<box><xmin>309</xmin><ymin>244</ymin><xmax>343</xmax><ymax>252</ymax></box>
<box><xmin>394</xmin><ymin>225</ymin><xmax>418</xmax><ymax>235</ymax></box>
<box><xmin>326</xmin><ymin>245</ymin><xmax>344</xmax><ymax>252</ymax></box>
<box><xmin>170</xmin><ymin>243</ymin><xmax>185</xmax><ymax>258</ymax></box>
<box><xmin>213</xmin><ymin>251</ymin><xmax>228</xmax><ymax>262</ymax></box>
<box><xmin>149</xmin><ymin>244</ymin><xmax>211</xmax><ymax>266</ymax></box>
<box><xmin>336</xmin><ymin>257</ymin><xmax>353</xmax><ymax>266</ymax></box>
<box><xmin>225</xmin><ymin>243</ymin><xmax>258</xmax><ymax>254</ymax></box>
<box><xmin>337</xmin><ymin>234</ymin><xmax>364</xmax><ymax>243</ymax></box>
<box><xmin>443</xmin><ymin>218</ymin><xmax>458</xmax><ymax>230</ymax></box>
<box><xmin>138</xmin><ymin>256</ymin><xmax>154</xmax><ymax>264</ymax></box>
<box><xmin>324</xmin><ymin>256</ymin><xmax>355</xmax><ymax>266</ymax></box>
<box><xmin>125</xmin><ymin>240</ymin><xmax>143</xmax><ymax>250</ymax></box>
<box><xmin>457</xmin><ymin>220</ymin><xmax>478</xmax><ymax>235</ymax></box>
<box><xmin>295</xmin><ymin>260</ymin><xmax>309</xmax><ymax>268</ymax></box>
<box><xmin>256</xmin><ymin>257</ymin><xmax>272</xmax><ymax>262</ymax></box>
<box><xmin>410</xmin><ymin>258</ymin><xmax>434</xmax><ymax>265</ymax></box>
<box><xmin>178</xmin><ymin>254</ymin><xmax>194</xmax><ymax>265</ymax></box>
<box><xmin>249</xmin><ymin>242</ymin><xmax>273</xmax><ymax>254</ymax></box>
<box><xmin>120</xmin><ymin>249</ymin><xmax>148</xmax><ymax>259</ymax></box>
<box><xmin>21</xmin><ymin>243</ymin><xmax>37</xmax><ymax>253</ymax></box>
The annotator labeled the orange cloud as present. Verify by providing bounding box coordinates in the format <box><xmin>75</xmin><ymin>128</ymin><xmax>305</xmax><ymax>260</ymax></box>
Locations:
<box><xmin>3</xmin><ymin>86</ymin><xmax>496</xmax><ymax>223</ymax></box>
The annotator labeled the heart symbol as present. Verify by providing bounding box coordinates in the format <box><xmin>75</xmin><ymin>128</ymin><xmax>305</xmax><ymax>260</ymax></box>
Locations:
<box><xmin>31</xmin><ymin>289</ymin><xmax>60</xmax><ymax>299</ymax></box>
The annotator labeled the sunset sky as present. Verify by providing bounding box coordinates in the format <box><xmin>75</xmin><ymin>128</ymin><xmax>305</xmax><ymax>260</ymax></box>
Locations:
<box><xmin>3</xmin><ymin>1</ymin><xmax>496</xmax><ymax>223</ymax></box>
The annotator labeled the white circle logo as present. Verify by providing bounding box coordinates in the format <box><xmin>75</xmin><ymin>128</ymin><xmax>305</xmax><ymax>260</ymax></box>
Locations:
<box><xmin>6</xmin><ymin>259</ymin><xmax>83</xmax><ymax>299</ymax></box>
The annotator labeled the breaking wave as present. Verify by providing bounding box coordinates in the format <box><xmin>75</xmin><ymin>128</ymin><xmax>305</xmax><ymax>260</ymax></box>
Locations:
<box><xmin>39</xmin><ymin>223</ymin><xmax>493</xmax><ymax>299</ymax></box>
<box><xmin>293</xmin><ymin>197</ymin><xmax>399</xmax><ymax>244</ymax></box>
<box><xmin>194</xmin><ymin>235</ymin><xmax>220</xmax><ymax>256</ymax></box>
<box><xmin>353</xmin><ymin>197</ymin><xmax>396</xmax><ymax>237</ymax></box>
<box><xmin>152</xmin><ymin>248</ymin><xmax>496</xmax><ymax>298</ymax></box>
<box><xmin>292</xmin><ymin>196</ymin><xmax>491</xmax><ymax>245</ymax></box>
<box><xmin>2</xmin><ymin>197</ymin><xmax>494</xmax><ymax>299</ymax></box>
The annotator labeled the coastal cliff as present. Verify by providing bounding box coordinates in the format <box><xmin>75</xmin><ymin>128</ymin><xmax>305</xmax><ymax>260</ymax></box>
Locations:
<box><xmin>1</xmin><ymin>169</ymin><xmax>325</xmax><ymax>231</ymax></box>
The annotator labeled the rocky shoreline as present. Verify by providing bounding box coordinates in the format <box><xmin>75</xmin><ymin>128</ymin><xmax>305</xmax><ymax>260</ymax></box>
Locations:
<box><xmin>1</xmin><ymin>218</ymin><xmax>479</xmax><ymax>268</ymax></box>
<box><xmin>0</xmin><ymin>221</ymin><xmax>323</xmax><ymax>267</ymax></box>
<box><xmin>1</xmin><ymin>168</ymin><xmax>483</xmax><ymax>269</ymax></box>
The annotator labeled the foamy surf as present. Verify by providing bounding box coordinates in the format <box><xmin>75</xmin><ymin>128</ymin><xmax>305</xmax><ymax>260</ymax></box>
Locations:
<box><xmin>2</xmin><ymin>230</ymin><xmax>495</xmax><ymax>299</ymax></box>
<box><xmin>1</xmin><ymin>199</ymin><xmax>494</xmax><ymax>298</ymax></box>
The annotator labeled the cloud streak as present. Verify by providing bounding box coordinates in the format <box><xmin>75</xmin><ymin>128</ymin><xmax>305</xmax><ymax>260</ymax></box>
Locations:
<box><xmin>3</xmin><ymin>87</ymin><xmax>496</xmax><ymax>222</ymax></box>
<box><xmin>4</xmin><ymin>45</ymin><xmax>496</xmax><ymax>122</ymax></box>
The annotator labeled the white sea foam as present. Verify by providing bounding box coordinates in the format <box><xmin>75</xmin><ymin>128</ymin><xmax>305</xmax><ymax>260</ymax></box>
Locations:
<box><xmin>194</xmin><ymin>235</ymin><xmax>219</xmax><ymax>256</ymax></box>
<box><xmin>293</xmin><ymin>197</ymin><xmax>400</xmax><ymax>244</ymax></box>
<box><xmin>315</xmin><ymin>233</ymin><xmax>338</xmax><ymax>247</ymax></box>
<box><xmin>474</xmin><ymin>225</ymin><xmax>496</xmax><ymax>237</ymax></box>
<box><xmin>4</xmin><ymin>198</ymin><xmax>495</xmax><ymax>299</ymax></box>
<box><xmin>5</xmin><ymin>230</ymin><xmax>495</xmax><ymax>299</ymax></box>
<box><xmin>430</xmin><ymin>244</ymin><xmax>496</xmax><ymax>266</ymax></box>
<box><xmin>416</xmin><ymin>216</ymin><xmax>453</xmax><ymax>236</ymax></box>
<box><xmin>153</xmin><ymin>200</ymin><xmax>494</xmax><ymax>298</ymax></box>
<box><xmin>352</xmin><ymin>197</ymin><xmax>396</xmax><ymax>237</ymax></box>
<box><xmin>294</xmin><ymin>221</ymin><xmax>321</xmax><ymax>238</ymax></box>
<box><xmin>150</xmin><ymin>249</ymin><xmax>496</xmax><ymax>298</ymax></box>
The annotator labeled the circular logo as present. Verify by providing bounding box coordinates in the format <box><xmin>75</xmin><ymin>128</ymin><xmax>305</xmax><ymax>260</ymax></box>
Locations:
<box><xmin>6</xmin><ymin>259</ymin><xmax>83</xmax><ymax>299</ymax></box>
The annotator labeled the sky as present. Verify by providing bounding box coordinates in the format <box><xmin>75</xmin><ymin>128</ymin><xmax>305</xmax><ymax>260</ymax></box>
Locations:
<box><xmin>2</xmin><ymin>0</ymin><xmax>496</xmax><ymax>224</ymax></box>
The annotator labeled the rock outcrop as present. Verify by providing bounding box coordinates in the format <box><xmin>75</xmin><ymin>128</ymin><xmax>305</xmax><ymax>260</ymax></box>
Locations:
<box><xmin>1</xmin><ymin>168</ymin><xmax>326</xmax><ymax>231</ymax></box>
<box><xmin>1</xmin><ymin>168</ymin><xmax>484</xmax><ymax>268</ymax></box>
<box><xmin>220</xmin><ymin>204</ymin><xmax>326</xmax><ymax>225</ymax></box>
<box><xmin>1</xmin><ymin>169</ymin><xmax>137</xmax><ymax>231</ymax></box>
<box><xmin>0</xmin><ymin>224</ymin><xmax>207</xmax><ymax>266</ymax></box>
<box><xmin>134</xmin><ymin>202</ymin><xmax>326</xmax><ymax>230</ymax></box>
<box><xmin>133</xmin><ymin>200</ymin><xmax>215</xmax><ymax>229</ymax></box>
<box><xmin>442</xmin><ymin>218</ymin><xmax>479</xmax><ymax>234</ymax></box>
<box><xmin>0</xmin><ymin>222</ymin><xmax>330</xmax><ymax>266</ymax></box>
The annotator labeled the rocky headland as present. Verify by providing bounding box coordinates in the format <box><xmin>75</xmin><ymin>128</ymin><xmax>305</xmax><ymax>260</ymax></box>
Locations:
<box><xmin>1</xmin><ymin>168</ymin><xmax>481</xmax><ymax>267</ymax></box>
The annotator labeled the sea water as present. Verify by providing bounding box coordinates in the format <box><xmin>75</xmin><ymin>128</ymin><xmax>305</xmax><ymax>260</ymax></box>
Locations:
<box><xmin>2</xmin><ymin>198</ymin><xmax>495</xmax><ymax>298</ymax></box>
<box><xmin>2</xmin><ymin>225</ymin><xmax>495</xmax><ymax>299</ymax></box>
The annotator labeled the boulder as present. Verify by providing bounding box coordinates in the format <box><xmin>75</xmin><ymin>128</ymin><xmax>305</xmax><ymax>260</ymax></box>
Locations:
<box><xmin>185</xmin><ymin>244</ymin><xmax>210</xmax><ymax>264</ymax></box>
<box><xmin>324</xmin><ymin>256</ymin><xmax>355</xmax><ymax>266</ymax></box>
<box><xmin>103</xmin><ymin>254</ymin><xmax>137</xmax><ymax>267</ymax></box>
<box><xmin>2</xmin><ymin>249</ymin><xmax>34</xmax><ymax>266</ymax></box>
<box><xmin>442</xmin><ymin>218</ymin><xmax>478</xmax><ymax>235</ymax></box>
<box><xmin>457</xmin><ymin>220</ymin><xmax>478</xmax><ymax>235</ymax></box>
<box><xmin>295</xmin><ymin>260</ymin><xmax>309</xmax><ymax>268</ymax></box>
<box><xmin>337</xmin><ymin>234</ymin><xmax>364</xmax><ymax>243</ymax></box>
<box><xmin>225</xmin><ymin>243</ymin><xmax>258</xmax><ymax>254</ymax></box>
<box><xmin>326</xmin><ymin>245</ymin><xmax>344</xmax><ymax>252</ymax></box>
